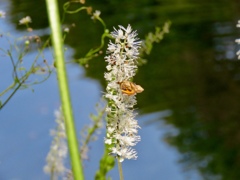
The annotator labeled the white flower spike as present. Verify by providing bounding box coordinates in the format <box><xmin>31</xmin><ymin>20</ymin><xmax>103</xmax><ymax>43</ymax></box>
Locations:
<box><xmin>44</xmin><ymin>107</ymin><xmax>68</xmax><ymax>177</ymax></box>
<box><xmin>104</xmin><ymin>24</ymin><xmax>143</xmax><ymax>161</ymax></box>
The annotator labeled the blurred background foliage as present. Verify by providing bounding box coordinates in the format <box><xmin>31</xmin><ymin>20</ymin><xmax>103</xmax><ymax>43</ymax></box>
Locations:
<box><xmin>7</xmin><ymin>0</ymin><xmax>240</xmax><ymax>179</ymax></box>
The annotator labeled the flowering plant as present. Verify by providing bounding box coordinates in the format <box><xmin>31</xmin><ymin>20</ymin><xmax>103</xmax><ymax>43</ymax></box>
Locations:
<box><xmin>1</xmin><ymin>0</ymin><xmax>171</xmax><ymax>178</ymax></box>
<box><xmin>104</xmin><ymin>25</ymin><xmax>143</xmax><ymax>162</ymax></box>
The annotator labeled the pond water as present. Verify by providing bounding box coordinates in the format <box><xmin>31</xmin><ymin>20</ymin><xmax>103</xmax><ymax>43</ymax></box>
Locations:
<box><xmin>1</xmin><ymin>0</ymin><xmax>240</xmax><ymax>180</ymax></box>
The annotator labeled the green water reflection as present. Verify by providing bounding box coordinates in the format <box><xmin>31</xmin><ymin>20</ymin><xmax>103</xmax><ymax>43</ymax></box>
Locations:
<box><xmin>10</xmin><ymin>0</ymin><xmax>240</xmax><ymax>179</ymax></box>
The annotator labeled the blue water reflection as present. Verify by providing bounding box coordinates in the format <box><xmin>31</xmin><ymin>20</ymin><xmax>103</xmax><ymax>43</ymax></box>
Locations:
<box><xmin>121</xmin><ymin>112</ymin><xmax>201</xmax><ymax>180</ymax></box>
<box><xmin>0</xmin><ymin>3</ymin><xmax>202</xmax><ymax>179</ymax></box>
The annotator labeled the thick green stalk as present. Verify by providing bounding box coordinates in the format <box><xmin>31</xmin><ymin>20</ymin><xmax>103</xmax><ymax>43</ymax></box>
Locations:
<box><xmin>45</xmin><ymin>0</ymin><xmax>84</xmax><ymax>179</ymax></box>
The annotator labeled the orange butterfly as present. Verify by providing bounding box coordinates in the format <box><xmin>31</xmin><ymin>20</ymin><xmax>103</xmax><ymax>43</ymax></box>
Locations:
<box><xmin>119</xmin><ymin>80</ymin><xmax>144</xmax><ymax>96</ymax></box>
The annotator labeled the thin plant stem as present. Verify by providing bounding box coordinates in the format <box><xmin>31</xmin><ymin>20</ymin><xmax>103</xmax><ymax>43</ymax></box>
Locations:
<box><xmin>45</xmin><ymin>0</ymin><xmax>84</xmax><ymax>179</ymax></box>
<box><xmin>0</xmin><ymin>77</ymin><xmax>25</xmax><ymax>109</ymax></box>
<box><xmin>0</xmin><ymin>82</ymin><xmax>16</xmax><ymax>97</ymax></box>
<box><xmin>117</xmin><ymin>158</ymin><xmax>124</xmax><ymax>180</ymax></box>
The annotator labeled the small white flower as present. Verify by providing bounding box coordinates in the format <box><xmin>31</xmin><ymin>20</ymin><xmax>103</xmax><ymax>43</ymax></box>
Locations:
<box><xmin>0</xmin><ymin>10</ymin><xmax>6</xmax><ymax>18</ymax></box>
<box><xmin>113</xmin><ymin>28</ymin><xmax>124</xmax><ymax>42</ymax></box>
<box><xmin>64</xmin><ymin>27</ymin><xmax>69</xmax><ymax>33</ymax></box>
<box><xmin>91</xmin><ymin>10</ymin><xmax>101</xmax><ymax>20</ymax></box>
<box><xmin>19</xmin><ymin>16</ymin><xmax>32</xmax><ymax>25</ymax></box>
<box><xmin>104</xmin><ymin>138</ymin><xmax>112</xmax><ymax>144</ymax></box>
<box><xmin>119</xmin><ymin>147</ymin><xmax>138</xmax><ymax>160</ymax></box>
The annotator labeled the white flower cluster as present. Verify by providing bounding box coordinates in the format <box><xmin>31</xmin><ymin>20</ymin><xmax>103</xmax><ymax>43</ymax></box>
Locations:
<box><xmin>19</xmin><ymin>16</ymin><xmax>32</xmax><ymax>25</ymax></box>
<box><xmin>104</xmin><ymin>25</ymin><xmax>142</xmax><ymax>162</ymax></box>
<box><xmin>44</xmin><ymin>107</ymin><xmax>68</xmax><ymax>177</ymax></box>
<box><xmin>91</xmin><ymin>10</ymin><xmax>101</xmax><ymax>20</ymax></box>
<box><xmin>236</xmin><ymin>20</ymin><xmax>240</xmax><ymax>59</ymax></box>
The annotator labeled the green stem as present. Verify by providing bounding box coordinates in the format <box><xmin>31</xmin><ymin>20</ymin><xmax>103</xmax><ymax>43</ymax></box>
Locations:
<box><xmin>0</xmin><ymin>82</ymin><xmax>16</xmax><ymax>97</ymax></box>
<box><xmin>117</xmin><ymin>158</ymin><xmax>124</xmax><ymax>180</ymax></box>
<box><xmin>45</xmin><ymin>0</ymin><xmax>84</xmax><ymax>180</ymax></box>
<box><xmin>0</xmin><ymin>77</ymin><xmax>25</xmax><ymax>109</ymax></box>
<box><xmin>63</xmin><ymin>2</ymin><xmax>88</xmax><ymax>14</ymax></box>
